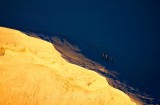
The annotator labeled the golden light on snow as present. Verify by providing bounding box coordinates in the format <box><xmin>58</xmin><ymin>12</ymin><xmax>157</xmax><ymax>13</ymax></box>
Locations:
<box><xmin>0</xmin><ymin>27</ymin><xmax>137</xmax><ymax>105</ymax></box>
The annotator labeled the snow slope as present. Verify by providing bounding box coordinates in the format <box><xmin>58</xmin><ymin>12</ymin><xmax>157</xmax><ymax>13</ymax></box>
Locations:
<box><xmin>0</xmin><ymin>27</ymin><xmax>136</xmax><ymax>105</ymax></box>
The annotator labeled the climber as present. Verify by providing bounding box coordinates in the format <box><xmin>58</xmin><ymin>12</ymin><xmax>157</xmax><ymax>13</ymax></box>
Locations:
<box><xmin>102</xmin><ymin>52</ymin><xmax>114</xmax><ymax>63</ymax></box>
<box><xmin>102</xmin><ymin>52</ymin><xmax>108</xmax><ymax>60</ymax></box>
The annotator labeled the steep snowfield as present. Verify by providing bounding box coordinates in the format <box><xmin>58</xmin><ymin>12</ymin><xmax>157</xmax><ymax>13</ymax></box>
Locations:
<box><xmin>0</xmin><ymin>27</ymin><xmax>136</xmax><ymax>105</ymax></box>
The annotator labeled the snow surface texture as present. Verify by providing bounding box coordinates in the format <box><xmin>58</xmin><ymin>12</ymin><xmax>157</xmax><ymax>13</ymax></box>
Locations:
<box><xmin>0</xmin><ymin>27</ymin><xmax>136</xmax><ymax>105</ymax></box>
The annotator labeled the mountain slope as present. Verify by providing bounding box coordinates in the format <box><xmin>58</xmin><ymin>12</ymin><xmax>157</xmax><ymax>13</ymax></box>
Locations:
<box><xmin>0</xmin><ymin>27</ymin><xmax>136</xmax><ymax>105</ymax></box>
